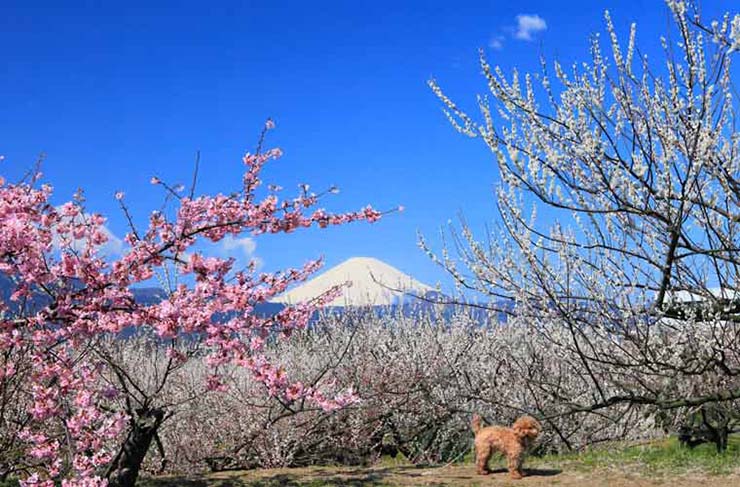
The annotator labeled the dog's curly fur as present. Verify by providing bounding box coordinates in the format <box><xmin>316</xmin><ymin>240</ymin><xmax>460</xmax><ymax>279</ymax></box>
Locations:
<box><xmin>472</xmin><ymin>414</ymin><xmax>541</xmax><ymax>479</ymax></box>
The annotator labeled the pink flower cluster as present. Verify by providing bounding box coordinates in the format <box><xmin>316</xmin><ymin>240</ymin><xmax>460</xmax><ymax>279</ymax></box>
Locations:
<box><xmin>0</xmin><ymin>133</ymin><xmax>383</xmax><ymax>484</ymax></box>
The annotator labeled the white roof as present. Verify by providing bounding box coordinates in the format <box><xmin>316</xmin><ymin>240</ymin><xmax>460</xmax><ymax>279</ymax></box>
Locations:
<box><xmin>666</xmin><ymin>288</ymin><xmax>739</xmax><ymax>302</ymax></box>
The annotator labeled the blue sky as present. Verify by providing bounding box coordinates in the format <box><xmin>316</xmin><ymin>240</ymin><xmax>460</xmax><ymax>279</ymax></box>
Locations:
<box><xmin>1</xmin><ymin>0</ymin><xmax>735</xmax><ymax>291</ymax></box>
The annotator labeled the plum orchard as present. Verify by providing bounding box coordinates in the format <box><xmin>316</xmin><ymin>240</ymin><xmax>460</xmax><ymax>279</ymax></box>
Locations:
<box><xmin>0</xmin><ymin>122</ymin><xmax>387</xmax><ymax>486</ymax></box>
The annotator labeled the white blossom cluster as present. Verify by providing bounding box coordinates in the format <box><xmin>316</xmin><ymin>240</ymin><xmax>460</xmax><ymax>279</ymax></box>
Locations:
<box><xmin>85</xmin><ymin>308</ymin><xmax>660</xmax><ymax>475</ymax></box>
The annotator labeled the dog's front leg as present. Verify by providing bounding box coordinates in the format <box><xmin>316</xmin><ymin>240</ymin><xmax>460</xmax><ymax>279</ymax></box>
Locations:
<box><xmin>475</xmin><ymin>444</ymin><xmax>491</xmax><ymax>475</ymax></box>
<box><xmin>507</xmin><ymin>450</ymin><xmax>524</xmax><ymax>479</ymax></box>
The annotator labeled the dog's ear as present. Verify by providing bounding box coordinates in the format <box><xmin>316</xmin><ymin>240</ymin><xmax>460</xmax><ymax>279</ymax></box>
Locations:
<box><xmin>531</xmin><ymin>419</ymin><xmax>542</xmax><ymax>436</ymax></box>
<box><xmin>529</xmin><ymin>422</ymin><xmax>541</xmax><ymax>438</ymax></box>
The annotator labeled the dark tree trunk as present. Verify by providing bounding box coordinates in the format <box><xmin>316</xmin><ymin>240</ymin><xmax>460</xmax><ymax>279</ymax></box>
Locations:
<box><xmin>714</xmin><ymin>426</ymin><xmax>729</xmax><ymax>453</ymax></box>
<box><xmin>107</xmin><ymin>407</ymin><xmax>164</xmax><ymax>487</ymax></box>
<box><xmin>701</xmin><ymin>409</ymin><xmax>730</xmax><ymax>453</ymax></box>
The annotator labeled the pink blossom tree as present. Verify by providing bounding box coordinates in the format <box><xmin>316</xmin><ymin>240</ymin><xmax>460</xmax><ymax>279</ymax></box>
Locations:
<box><xmin>0</xmin><ymin>121</ymin><xmax>388</xmax><ymax>486</ymax></box>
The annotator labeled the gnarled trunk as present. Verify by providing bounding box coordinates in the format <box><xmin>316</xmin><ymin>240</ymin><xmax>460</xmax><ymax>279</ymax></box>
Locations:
<box><xmin>107</xmin><ymin>407</ymin><xmax>164</xmax><ymax>487</ymax></box>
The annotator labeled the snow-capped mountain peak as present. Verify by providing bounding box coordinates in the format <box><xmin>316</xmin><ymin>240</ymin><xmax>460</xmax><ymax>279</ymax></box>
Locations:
<box><xmin>272</xmin><ymin>256</ymin><xmax>433</xmax><ymax>307</ymax></box>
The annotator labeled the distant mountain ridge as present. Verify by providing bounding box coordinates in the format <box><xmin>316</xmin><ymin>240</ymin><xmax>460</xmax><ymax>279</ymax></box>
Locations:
<box><xmin>1</xmin><ymin>259</ymin><xmax>494</xmax><ymax>323</ymax></box>
<box><xmin>0</xmin><ymin>257</ymin><xmax>438</xmax><ymax>309</ymax></box>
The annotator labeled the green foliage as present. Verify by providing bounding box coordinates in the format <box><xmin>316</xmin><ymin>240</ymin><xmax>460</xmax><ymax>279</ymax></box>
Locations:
<box><xmin>375</xmin><ymin>453</ymin><xmax>412</xmax><ymax>468</ymax></box>
<box><xmin>530</xmin><ymin>435</ymin><xmax>740</xmax><ymax>476</ymax></box>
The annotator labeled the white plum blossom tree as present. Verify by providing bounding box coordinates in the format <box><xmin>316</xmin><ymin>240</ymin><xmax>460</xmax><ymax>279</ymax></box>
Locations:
<box><xmin>427</xmin><ymin>0</ymin><xmax>740</xmax><ymax>450</ymax></box>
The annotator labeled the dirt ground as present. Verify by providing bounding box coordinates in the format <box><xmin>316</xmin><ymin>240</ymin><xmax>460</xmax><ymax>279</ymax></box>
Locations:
<box><xmin>143</xmin><ymin>464</ymin><xmax>740</xmax><ymax>486</ymax></box>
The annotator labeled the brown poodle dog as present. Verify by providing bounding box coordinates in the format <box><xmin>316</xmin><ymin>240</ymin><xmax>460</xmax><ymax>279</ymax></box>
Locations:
<box><xmin>472</xmin><ymin>414</ymin><xmax>542</xmax><ymax>479</ymax></box>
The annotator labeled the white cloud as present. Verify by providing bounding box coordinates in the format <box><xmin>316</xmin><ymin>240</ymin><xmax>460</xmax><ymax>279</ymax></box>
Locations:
<box><xmin>220</xmin><ymin>235</ymin><xmax>257</xmax><ymax>259</ymax></box>
<box><xmin>96</xmin><ymin>226</ymin><xmax>124</xmax><ymax>256</ymax></box>
<box><xmin>159</xmin><ymin>235</ymin><xmax>261</xmax><ymax>278</ymax></box>
<box><xmin>217</xmin><ymin>235</ymin><xmax>262</xmax><ymax>270</ymax></box>
<box><xmin>51</xmin><ymin>210</ymin><xmax>124</xmax><ymax>258</ymax></box>
<box><xmin>489</xmin><ymin>35</ymin><xmax>505</xmax><ymax>50</ymax></box>
<box><xmin>514</xmin><ymin>14</ymin><xmax>547</xmax><ymax>41</ymax></box>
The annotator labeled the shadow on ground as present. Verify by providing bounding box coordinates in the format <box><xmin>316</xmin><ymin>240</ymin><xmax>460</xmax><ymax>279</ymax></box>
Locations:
<box><xmin>487</xmin><ymin>467</ymin><xmax>562</xmax><ymax>477</ymax></box>
<box><xmin>140</xmin><ymin>465</ymin><xmax>564</xmax><ymax>486</ymax></box>
<box><xmin>140</xmin><ymin>472</ymin><xmax>389</xmax><ymax>487</ymax></box>
<box><xmin>140</xmin><ymin>478</ymin><xmax>210</xmax><ymax>487</ymax></box>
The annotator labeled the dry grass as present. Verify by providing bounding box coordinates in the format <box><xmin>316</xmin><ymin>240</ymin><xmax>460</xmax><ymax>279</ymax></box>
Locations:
<box><xmin>140</xmin><ymin>464</ymin><xmax>739</xmax><ymax>487</ymax></box>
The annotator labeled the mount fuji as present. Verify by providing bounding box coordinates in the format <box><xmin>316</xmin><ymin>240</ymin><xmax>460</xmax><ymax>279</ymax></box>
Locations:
<box><xmin>272</xmin><ymin>257</ymin><xmax>436</xmax><ymax>307</ymax></box>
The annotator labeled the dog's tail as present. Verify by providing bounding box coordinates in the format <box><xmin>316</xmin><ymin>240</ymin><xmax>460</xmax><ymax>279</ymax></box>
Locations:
<box><xmin>471</xmin><ymin>414</ymin><xmax>483</xmax><ymax>434</ymax></box>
